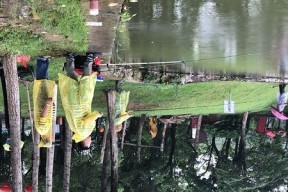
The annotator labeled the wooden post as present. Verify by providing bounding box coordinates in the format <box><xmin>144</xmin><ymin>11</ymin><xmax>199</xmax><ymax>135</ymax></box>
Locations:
<box><xmin>46</xmin><ymin>85</ymin><xmax>57</xmax><ymax>192</ymax></box>
<box><xmin>63</xmin><ymin>118</ymin><xmax>72</xmax><ymax>192</ymax></box>
<box><xmin>106</xmin><ymin>90</ymin><xmax>118</xmax><ymax>192</ymax></box>
<box><xmin>3</xmin><ymin>54</ymin><xmax>22</xmax><ymax>192</ymax></box>
<box><xmin>100</xmin><ymin>118</ymin><xmax>109</xmax><ymax>164</ymax></box>
<box><xmin>137</xmin><ymin>114</ymin><xmax>146</xmax><ymax>163</ymax></box>
<box><xmin>32</xmin><ymin>128</ymin><xmax>40</xmax><ymax>192</ymax></box>
<box><xmin>160</xmin><ymin>123</ymin><xmax>168</xmax><ymax>152</ymax></box>
<box><xmin>195</xmin><ymin>115</ymin><xmax>203</xmax><ymax>149</ymax></box>
<box><xmin>240</xmin><ymin>112</ymin><xmax>249</xmax><ymax>175</ymax></box>
<box><xmin>121</xmin><ymin>121</ymin><xmax>127</xmax><ymax>150</ymax></box>
<box><xmin>100</xmin><ymin>134</ymin><xmax>111</xmax><ymax>192</ymax></box>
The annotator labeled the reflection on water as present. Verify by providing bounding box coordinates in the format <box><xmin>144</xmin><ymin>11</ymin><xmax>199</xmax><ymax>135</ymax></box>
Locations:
<box><xmin>116</xmin><ymin>0</ymin><xmax>288</xmax><ymax>77</ymax></box>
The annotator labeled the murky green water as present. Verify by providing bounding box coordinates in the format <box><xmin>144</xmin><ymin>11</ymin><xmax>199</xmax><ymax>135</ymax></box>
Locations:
<box><xmin>117</xmin><ymin>0</ymin><xmax>288</xmax><ymax>77</ymax></box>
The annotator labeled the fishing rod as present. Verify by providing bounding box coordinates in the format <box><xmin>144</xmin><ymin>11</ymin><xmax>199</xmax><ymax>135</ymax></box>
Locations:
<box><xmin>100</xmin><ymin>60</ymin><xmax>185</xmax><ymax>66</ymax></box>
<box><xmin>105</xmin><ymin>48</ymin><xmax>282</xmax><ymax>69</ymax></box>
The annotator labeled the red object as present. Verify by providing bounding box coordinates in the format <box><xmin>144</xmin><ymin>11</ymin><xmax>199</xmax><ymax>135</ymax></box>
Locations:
<box><xmin>24</xmin><ymin>183</ymin><xmax>32</xmax><ymax>192</ymax></box>
<box><xmin>0</xmin><ymin>182</ymin><xmax>12</xmax><ymax>192</ymax></box>
<box><xmin>256</xmin><ymin>117</ymin><xmax>267</xmax><ymax>133</ymax></box>
<box><xmin>90</xmin><ymin>0</ymin><xmax>99</xmax><ymax>9</ymax></box>
<box><xmin>190</xmin><ymin>117</ymin><xmax>198</xmax><ymax>129</ymax></box>
<box><xmin>271</xmin><ymin>106</ymin><xmax>288</xmax><ymax>120</ymax></box>
<box><xmin>265</xmin><ymin>129</ymin><xmax>276</xmax><ymax>139</ymax></box>
<box><xmin>16</xmin><ymin>55</ymin><xmax>30</xmax><ymax>68</ymax></box>
<box><xmin>94</xmin><ymin>57</ymin><xmax>101</xmax><ymax>65</ymax></box>
<box><xmin>90</xmin><ymin>0</ymin><xmax>99</xmax><ymax>15</ymax></box>
<box><xmin>74</xmin><ymin>69</ymin><xmax>84</xmax><ymax>75</ymax></box>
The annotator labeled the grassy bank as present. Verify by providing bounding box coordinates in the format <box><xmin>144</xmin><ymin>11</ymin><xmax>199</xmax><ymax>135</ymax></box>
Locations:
<box><xmin>92</xmin><ymin>80</ymin><xmax>277</xmax><ymax>116</ymax></box>
<box><xmin>0</xmin><ymin>78</ymin><xmax>276</xmax><ymax>117</ymax></box>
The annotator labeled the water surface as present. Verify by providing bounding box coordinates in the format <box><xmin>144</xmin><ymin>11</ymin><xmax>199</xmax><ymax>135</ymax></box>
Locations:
<box><xmin>116</xmin><ymin>0</ymin><xmax>288</xmax><ymax>77</ymax></box>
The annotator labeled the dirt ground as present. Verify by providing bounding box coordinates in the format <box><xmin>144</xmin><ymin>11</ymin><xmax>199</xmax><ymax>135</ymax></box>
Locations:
<box><xmin>0</xmin><ymin>0</ymin><xmax>124</xmax><ymax>61</ymax></box>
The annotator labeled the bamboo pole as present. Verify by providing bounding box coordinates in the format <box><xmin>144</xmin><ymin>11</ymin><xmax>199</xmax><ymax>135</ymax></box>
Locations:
<box><xmin>22</xmin><ymin>82</ymin><xmax>34</xmax><ymax>143</ymax></box>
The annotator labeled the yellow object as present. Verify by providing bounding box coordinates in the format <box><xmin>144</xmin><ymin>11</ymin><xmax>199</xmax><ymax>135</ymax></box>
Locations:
<box><xmin>58</xmin><ymin>73</ymin><xmax>101</xmax><ymax>143</ymax></box>
<box><xmin>3</xmin><ymin>144</ymin><xmax>10</xmax><ymax>151</ymax></box>
<box><xmin>33</xmin><ymin>80</ymin><xmax>55</xmax><ymax>147</ymax></box>
<box><xmin>114</xmin><ymin>91</ymin><xmax>131</xmax><ymax>126</ymax></box>
<box><xmin>149</xmin><ymin>117</ymin><xmax>158</xmax><ymax>138</ymax></box>
<box><xmin>3</xmin><ymin>141</ymin><xmax>24</xmax><ymax>151</ymax></box>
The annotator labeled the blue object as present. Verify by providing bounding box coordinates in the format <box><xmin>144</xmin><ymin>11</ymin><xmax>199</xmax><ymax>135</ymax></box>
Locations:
<box><xmin>96</xmin><ymin>75</ymin><xmax>104</xmax><ymax>82</ymax></box>
<box><xmin>36</xmin><ymin>57</ymin><xmax>49</xmax><ymax>79</ymax></box>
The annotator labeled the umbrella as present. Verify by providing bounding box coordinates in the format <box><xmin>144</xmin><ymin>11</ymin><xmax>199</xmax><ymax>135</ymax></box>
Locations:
<box><xmin>270</xmin><ymin>106</ymin><xmax>288</xmax><ymax>120</ymax></box>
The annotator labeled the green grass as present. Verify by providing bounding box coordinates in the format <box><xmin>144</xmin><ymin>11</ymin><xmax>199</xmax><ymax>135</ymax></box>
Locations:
<box><xmin>92</xmin><ymin>80</ymin><xmax>278</xmax><ymax>116</ymax></box>
<box><xmin>0</xmin><ymin>0</ymin><xmax>88</xmax><ymax>56</ymax></box>
<box><xmin>0</xmin><ymin>27</ymin><xmax>46</xmax><ymax>56</ymax></box>
<box><xmin>1</xmin><ymin>70</ymin><xmax>277</xmax><ymax>117</ymax></box>
<box><xmin>38</xmin><ymin>0</ymin><xmax>88</xmax><ymax>53</ymax></box>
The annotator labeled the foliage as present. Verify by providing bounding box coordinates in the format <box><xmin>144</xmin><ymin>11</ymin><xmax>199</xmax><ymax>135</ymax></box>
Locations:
<box><xmin>0</xmin><ymin>27</ymin><xmax>46</xmax><ymax>56</ymax></box>
<box><xmin>216</xmin><ymin>139</ymin><xmax>288</xmax><ymax>192</ymax></box>
<box><xmin>205</xmin><ymin>115</ymin><xmax>243</xmax><ymax>138</ymax></box>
